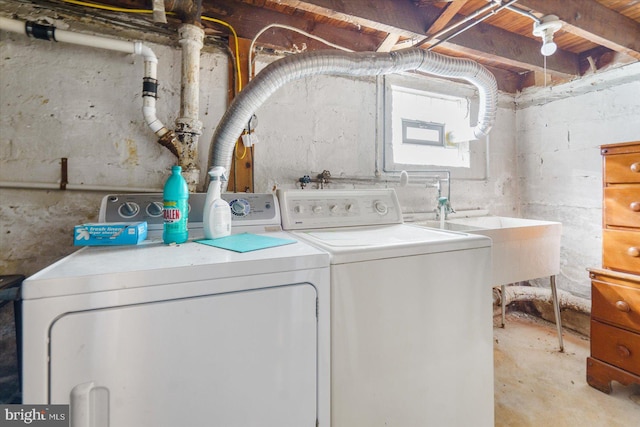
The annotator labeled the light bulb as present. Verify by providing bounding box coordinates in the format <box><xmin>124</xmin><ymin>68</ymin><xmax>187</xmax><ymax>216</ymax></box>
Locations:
<box><xmin>541</xmin><ymin>41</ymin><xmax>557</xmax><ymax>56</ymax></box>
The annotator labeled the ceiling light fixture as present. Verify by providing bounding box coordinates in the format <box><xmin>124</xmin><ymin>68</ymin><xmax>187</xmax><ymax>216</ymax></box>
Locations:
<box><xmin>532</xmin><ymin>15</ymin><xmax>562</xmax><ymax>56</ymax></box>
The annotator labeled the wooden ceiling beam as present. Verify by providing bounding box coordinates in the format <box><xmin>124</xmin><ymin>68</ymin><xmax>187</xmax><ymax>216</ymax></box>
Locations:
<box><xmin>266</xmin><ymin>0</ymin><xmax>580</xmax><ymax>77</ymax></box>
<box><xmin>442</xmin><ymin>21</ymin><xmax>580</xmax><ymax>77</ymax></box>
<box><xmin>201</xmin><ymin>0</ymin><xmax>382</xmax><ymax>52</ymax></box>
<box><xmin>264</xmin><ymin>0</ymin><xmax>436</xmax><ymax>39</ymax></box>
<box><xmin>517</xmin><ymin>0</ymin><xmax>640</xmax><ymax>59</ymax></box>
<box><xmin>425</xmin><ymin>0</ymin><xmax>467</xmax><ymax>36</ymax></box>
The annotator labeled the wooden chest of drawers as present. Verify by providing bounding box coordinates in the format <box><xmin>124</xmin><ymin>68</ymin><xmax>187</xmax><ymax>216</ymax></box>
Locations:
<box><xmin>587</xmin><ymin>141</ymin><xmax>640</xmax><ymax>393</ymax></box>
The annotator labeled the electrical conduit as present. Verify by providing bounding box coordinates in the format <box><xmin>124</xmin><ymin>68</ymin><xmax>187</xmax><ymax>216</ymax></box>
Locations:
<box><xmin>0</xmin><ymin>16</ymin><xmax>180</xmax><ymax>158</ymax></box>
<box><xmin>209</xmin><ymin>48</ymin><xmax>498</xmax><ymax>190</ymax></box>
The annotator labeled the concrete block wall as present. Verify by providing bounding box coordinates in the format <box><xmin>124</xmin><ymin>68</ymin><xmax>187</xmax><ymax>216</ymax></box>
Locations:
<box><xmin>0</xmin><ymin>16</ymin><xmax>228</xmax><ymax>275</ymax></box>
<box><xmin>2</xmin><ymin>5</ymin><xmax>638</xmax><ymax>301</ymax></box>
<box><xmin>515</xmin><ymin>63</ymin><xmax>640</xmax><ymax>298</ymax></box>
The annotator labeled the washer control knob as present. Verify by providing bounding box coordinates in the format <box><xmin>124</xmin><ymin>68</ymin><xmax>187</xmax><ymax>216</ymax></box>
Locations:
<box><xmin>330</xmin><ymin>204</ymin><xmax>338</xmax><ymax>213</ymax></box>
<box><xmin>146</xmin><ymin>201</ymin><xmax>164</xmax><ymax>217</ymax></box>
<box><xmin>294</xmin><ymin>205</ymin><xmax>304</xmax><ymax>214</ymax></box>
<box><xmin>374</xmin><ymin>201</ymin><xmax>388</xmax><ymax>215</ymax></box>
<box><xmin>312</xmin><ymin>205</ymin><xmax>322</xmax><ymax>214</ymax></box>
<box><xmin>345</xmin><ymin>204</ymin><xmax>354</xmax><ymax>212</ymax></box>
<box><xmin>119</xmin><ymin>202</ymin><xmax>140</xmax><ymax>218</ymax></box>
<box><xmin>230</xmin><ymin>199</ymin><xmax>251</xmax><ymax>217</ymax></box>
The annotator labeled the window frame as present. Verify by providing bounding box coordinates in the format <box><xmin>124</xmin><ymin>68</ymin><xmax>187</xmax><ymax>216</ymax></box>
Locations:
<box><xmin>378</xmin><ymin>74</ymin><xmax>489</xmax><ymax>180</ymax></box>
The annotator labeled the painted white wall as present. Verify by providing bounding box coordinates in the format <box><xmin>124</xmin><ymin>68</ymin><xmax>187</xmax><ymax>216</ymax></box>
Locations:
<box><xmin>0</xmin><ymin>18</ymin><xmax>228</xmax><ymax>275</ymax></box>
<box><xmin>2</xmin><ymin>7</ymin><xmax>637</xmax><ymax>302</ymax></box>
<box><xmin>252</xmin><ymin>54</ymin><xmax>519</xmax><ymax>217</ymax></box>
<box><xmin>515</xmin><ymin>62</ymin><xmax>640</xmax><ymax>298</ymax></box>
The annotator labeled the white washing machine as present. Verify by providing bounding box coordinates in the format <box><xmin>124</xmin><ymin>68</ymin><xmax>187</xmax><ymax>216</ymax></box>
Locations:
<box><xmin>278</xmin><ymin>188</ymin><xmax>494</xmax><ymax>427</ymax></box>
<box><xmin>21</xmin><ymin>193</ymin><xmax>330</xmax><ymax>427</ymax></box>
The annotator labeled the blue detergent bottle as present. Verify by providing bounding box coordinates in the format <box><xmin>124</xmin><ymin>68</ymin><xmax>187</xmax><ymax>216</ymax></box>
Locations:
<box><xmin>163</xmin><ymin>165</ymin><xmax>189</xmax><ymax>244</ymax></box>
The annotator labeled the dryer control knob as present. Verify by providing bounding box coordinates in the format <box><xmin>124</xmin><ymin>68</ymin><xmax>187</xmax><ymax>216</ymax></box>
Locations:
<box><xmin>119</xmin><ymin>202</ymin><xmax>140</xmax><ymax>218</ymax></box>
<box><xmin>312</xmin><ymin>205</ymin><xmax>322</xmax><ymax>214</ymax></box>
<box><xmin>330</xmin><ymin>204</ymin><xmax>338</xmax><ymax>213</ymax></box>
<box><xmin>294</xmin><ymin>205</ymin><xmax>304</xmax><ymax>214</ymax></box>
<box><xmin>146</xmin><ymin>201</ymin><xmax>164</xmax><ymax>217</ymax></box>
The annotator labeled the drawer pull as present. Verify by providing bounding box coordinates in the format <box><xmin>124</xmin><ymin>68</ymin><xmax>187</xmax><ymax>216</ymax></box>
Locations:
<box><xmin>632</xmin><ymin>162</ymin><xmax>640</xmax><ymax>173</ymax></box>
<box><xmin>628</xmin><ymin>247</ymin><xmax>640</xmax><ymax>257</ymax></box>
<box><xmin>615</xmin><ymin>300</ymin><xmax>631</xmax><ymax>312</ymax></box>
<box><xmin>631</xmin><ymin>201</ymin><xmax>640</xmax><ymax>212</ymax></box>
<box><xmin>616</xmin><ymin>344</ymin><xmax>631</xmax><ymax>358</ymax></box>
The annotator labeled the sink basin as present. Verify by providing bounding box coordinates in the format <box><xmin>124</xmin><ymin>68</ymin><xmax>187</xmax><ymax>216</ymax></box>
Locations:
<box><xmin>414</xmin><ymin>220</ymin><xmax>484</xmax><ymax>232</ymax></box>
<box><xmin>414</xmin><ymin>216</ymin><xmax>562</xmax><ymax>286</ymax></box>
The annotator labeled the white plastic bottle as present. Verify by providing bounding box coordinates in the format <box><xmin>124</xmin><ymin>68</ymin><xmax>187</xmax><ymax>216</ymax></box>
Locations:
<box><xmin>203</xmin><ymin>166</ymin><xmax>231</xmax><ymax>239</ymax></box>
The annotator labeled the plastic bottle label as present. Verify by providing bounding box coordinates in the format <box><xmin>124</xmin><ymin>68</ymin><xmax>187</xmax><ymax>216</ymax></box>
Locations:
<box><xmin>163</xmin><ymin>200</ymin><xmax>188</xmax><ymax>232</ymax></box>
<box><xmin>163</xmin><ymin>203</ymin><xmax>183</xmax><ymax>223</ymax></box>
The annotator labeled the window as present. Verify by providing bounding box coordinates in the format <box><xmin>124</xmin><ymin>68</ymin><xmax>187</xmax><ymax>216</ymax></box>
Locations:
<box><xmin>402</xmin><ymin>119</ymin><xmax>444</xmax><ymax>147</ymax></box>
<box><xmin>380</xmin><ymin>74</ymin><xmax>488</xmax><ymax>179</ymax></box>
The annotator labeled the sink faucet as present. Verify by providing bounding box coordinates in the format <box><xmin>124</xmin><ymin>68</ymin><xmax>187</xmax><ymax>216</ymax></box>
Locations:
<box><xmin>435</xmin><ymin>196</ymin><xmax>455</xmax><ymax>220</ymax></box>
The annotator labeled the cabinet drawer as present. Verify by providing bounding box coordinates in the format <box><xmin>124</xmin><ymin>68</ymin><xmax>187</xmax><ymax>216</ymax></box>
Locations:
<box><xmin>604</xmin><ymin>152</ymin><xmax>640</xmax><ymax>184</ymax></box>
<box><xmin>591</xmin><ymin>320</ymin><xmax>640</xmax><ymax>376</ymax></box>
<box><xmin>603</xmin><ymin>229</ymin><xmax>640</xmax><ymax>274</ymax></box>
<box><xmin>604</xmin><ymin>186</ymin><xmax>640</xmax><ymax>228</ymax></box>
<box><xmin>591</xmin><ymin>279</ymin><xmax>640</xmax><ymax>330</ymax></box>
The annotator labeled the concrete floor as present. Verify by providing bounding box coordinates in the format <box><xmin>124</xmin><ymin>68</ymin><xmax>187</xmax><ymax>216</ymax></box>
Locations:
<box><xmin>494</xmin><ymin>312</ymin><xmax>640</xmax><ymax>427</ymax></box>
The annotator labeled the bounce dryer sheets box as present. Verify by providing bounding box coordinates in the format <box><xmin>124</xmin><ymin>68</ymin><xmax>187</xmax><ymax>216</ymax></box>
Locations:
<box><xmin>74</xmin><ymin>222</ymin><xmax>148</xmax><ymax>246</ymax></box>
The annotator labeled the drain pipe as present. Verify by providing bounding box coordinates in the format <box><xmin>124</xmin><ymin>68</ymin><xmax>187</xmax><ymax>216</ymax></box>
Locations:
<box><xmin>166</xmin><ymin>0</ymin><xmax>204</xmax><ymax>191</ymax></box>
<box><xmin>209</xmin><ymin>48</ymin><xmax>498</xmax><ymax>190</ymax></box>
<box><xmin>175</xmin><ymin>23</ymin><xmax>204</xmax><ymax>192</ymax></box>
<box><xmin>0</xmin><ymin>16</ymin><xmax>180</xmax><ymax>158</ymax></box>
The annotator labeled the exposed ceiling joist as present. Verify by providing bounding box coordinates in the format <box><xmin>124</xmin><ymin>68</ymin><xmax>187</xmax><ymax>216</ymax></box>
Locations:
<box><xmin>10</xmin><ymin>0</ymin><xmax>637</xmax><ymax>93</ymax></box>
<box><xmin>264</xmin><ymin>0</ymin><xmax>433</xmax><ymax>38</ymax></box>
<box><xmin>517</xmin><ymin>0</ymin><xmax>640</xmax><ymax>60</ymax></box>
<box><xmin>202</xmin><ymin>0</ymin><xmax>381</xmax><ymax>52</ymax></box>
<box><xmin>425</xmin><ymin>0</ymin><xmax>467</xmax><ymax>36</ymax></box>
<box><xmin>265</xmin><ymin>0</ymin><xmax>578</xmax><ymax>77</ymax></box>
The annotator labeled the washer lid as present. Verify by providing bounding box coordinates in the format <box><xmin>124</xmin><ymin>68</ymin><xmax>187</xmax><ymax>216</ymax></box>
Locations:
<box><xmin>22</xmin><ymin>232</ymin><xmax>329</xmax><ymax>299</ymax></box>
<box><xmin>293</xmin><ymin>224</ymin><xmax>491</xmax><ymax>264</ymax></box>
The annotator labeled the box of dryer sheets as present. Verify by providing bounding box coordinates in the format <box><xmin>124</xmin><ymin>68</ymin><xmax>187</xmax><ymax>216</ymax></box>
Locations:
<box><xmin>74</xmin><ymin>222</ymin><xmax>148</xmax><ymax>246</ymax></box>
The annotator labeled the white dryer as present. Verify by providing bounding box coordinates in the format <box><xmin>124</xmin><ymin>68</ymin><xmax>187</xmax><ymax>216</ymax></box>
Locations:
<box><xmin>21</xmin><ymin>193</ymin><xmax>330</xmax><ymax>427</ymax></box>
<box><xmin>278</xmin><ymin>188</ymin><xmax>494</xmax><ymax>427</ymax></box>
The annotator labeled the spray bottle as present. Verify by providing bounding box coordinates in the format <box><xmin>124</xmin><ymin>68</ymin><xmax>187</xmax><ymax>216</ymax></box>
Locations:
<box><xmin>203</xmin><ymin>166</ymin><xmax>231</xmax><ymax>239</ymax></box>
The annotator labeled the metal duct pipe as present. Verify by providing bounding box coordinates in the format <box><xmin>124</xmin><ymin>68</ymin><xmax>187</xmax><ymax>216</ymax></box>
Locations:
<box><xmin>209</xmin><ymin>48</ymin><xmax>498</xmax><ymax>189</ymax></box>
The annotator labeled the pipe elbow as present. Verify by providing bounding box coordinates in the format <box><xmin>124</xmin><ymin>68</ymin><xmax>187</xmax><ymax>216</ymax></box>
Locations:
<box><xmin>135</xmin><ymin>41</ymin><xmax>158</xmax><ymax>63</ymax></box>
<box><xmin>157</xmin><ymin>130</ymin><xmax>181</xmax><ymax>158</ymax></box>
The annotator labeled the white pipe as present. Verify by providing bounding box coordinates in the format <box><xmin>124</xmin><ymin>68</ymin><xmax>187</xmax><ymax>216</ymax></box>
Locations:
<box><xmin>210</xmin><ymin>48</ymin><xmax>498</xmax><ymax>190</ymax></box>
<box><xmin>0</xmin><ymin>16</ymin><xmax>170</xmax><ymax>140</ymax></box>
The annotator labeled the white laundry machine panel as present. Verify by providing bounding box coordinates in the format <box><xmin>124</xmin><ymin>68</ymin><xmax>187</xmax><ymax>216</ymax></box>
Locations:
<box><xmin>22</xmin><ymin>194</ymin><xmax>330</xmax><ymax>427</ymax></box>
<box><xmin>278</xmin><ymin>188</ymin><xmax>494</xmax><ymax>427</ymax></box>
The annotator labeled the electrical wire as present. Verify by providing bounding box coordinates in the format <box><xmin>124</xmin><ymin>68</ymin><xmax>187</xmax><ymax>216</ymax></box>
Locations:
<box><xmin>248</xmin><ymin>23</ymin><xmax>353</xmax><ymax>81</ymax></box>
<box><xmin>61</xmin><ymin>0</ymin><xmax>152</xmax><ymax>14</ymax></box>
<box><xmin>59</xmin><ymin>0</ymin><xmax>242</xmax><ymax>92</ymax></box>
<box><xmin>201</xmin><ymin>16</ymin><xmax>242</xmax><ymax>92</ymax></box>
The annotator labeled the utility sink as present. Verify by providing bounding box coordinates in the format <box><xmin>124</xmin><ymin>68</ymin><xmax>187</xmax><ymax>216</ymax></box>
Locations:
<box><xmin>414</xmin><ymin>216</ymin><xmax>562</xmax><ymax>286</ymax></box>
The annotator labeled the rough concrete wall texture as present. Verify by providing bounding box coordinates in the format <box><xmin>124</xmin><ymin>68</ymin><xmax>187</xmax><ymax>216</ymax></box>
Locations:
<box><xmin>252</xmin><ymin>56</ymin><xmax>519</xmax><ymax>218</ymax></box>
<box><xmin>0</xmin><ymin>23</ymin><xmax>227</xmax><ymax>275</ymax></box>
<box><xmin>1</xmin><ymin>10</ymin><xmax>638</xmax><ymax>302</ymax></box>
<box><xmin>515</xmin><ymin>62</ymin><xmax>640</xmax><ymax>298</ymax></box>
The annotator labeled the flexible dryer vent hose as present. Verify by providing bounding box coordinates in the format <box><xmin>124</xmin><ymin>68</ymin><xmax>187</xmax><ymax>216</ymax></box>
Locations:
<box><xmin>210</xmin><ymin>48</ymin><xmax>498</xmax><ymax>190</ymax></box>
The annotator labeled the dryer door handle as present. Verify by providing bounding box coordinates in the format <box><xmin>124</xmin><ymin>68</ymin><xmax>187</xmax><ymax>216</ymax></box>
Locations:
<box><xmin>70</xmin><ymin>381</ymin><xmax>110</xmax><ymax>427</ymax></box>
